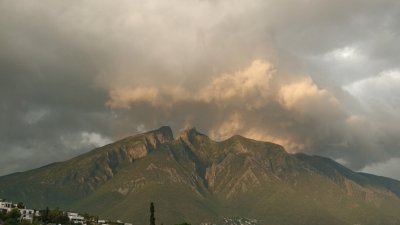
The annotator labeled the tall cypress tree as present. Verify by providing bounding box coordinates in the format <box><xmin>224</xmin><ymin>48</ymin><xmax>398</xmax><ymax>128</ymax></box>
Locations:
<box><xmin>150</xmin><ymin>202</ymin><xmax>155</xmax><ymax>225</ymax></box>
<box><xmin>41</xmin><ymin>206</ymin><xmax>50</xmax><ymax>223</ymax></box>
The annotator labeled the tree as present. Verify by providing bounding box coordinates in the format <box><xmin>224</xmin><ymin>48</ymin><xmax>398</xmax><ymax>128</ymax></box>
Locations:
<box><xmin>83</xmin><ymin>212</ymin><xmax>97</xmax><ymax>225</ymax></box>
<box><xmin>7</xmin><ymin>209</ymin><xmax>21</xmax><ymax>220</ymax></box>
<box><xmin>174</xmin><ymin>223</ymin><xmax>191</xmax><ymax>225</ymax></box>
<box><xmin>40</xmin><ymin>207</ymin><xmax>50</xmax><ymax>223</ymax></box>
<box><xmin>149</xmin><ymin>202</ymin><xmax>155</xmax><ymax>225</ymax></box>
<box><xmin>0</xmin><ymin>209</ymin><xmax>7</xmax><ymax>221</ymax></box>
<box><xmin>48</xmin><ymin>208</ymin><xmax>69</xmax><ymax>224</ymax></box>
<box><xmin>17</xmin><ymin>202</ymin><xmax>25</xmax><ymax>209</ymax></box>
<box><xmin>19</xmin><ymin>219</ymin><xmax>32</xmax><ymax>225</ymax></box>
<box><xmin>4</xmin><ymin>209</ymin><xmax>21</xmax><ymax>225</ymax></box>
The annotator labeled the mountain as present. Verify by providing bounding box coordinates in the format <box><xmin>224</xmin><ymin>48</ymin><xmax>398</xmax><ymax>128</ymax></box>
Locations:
<box><xmin>1</xmin><ymin>126</ymin><xmax>400</xmax><ymax>225</ymax></box>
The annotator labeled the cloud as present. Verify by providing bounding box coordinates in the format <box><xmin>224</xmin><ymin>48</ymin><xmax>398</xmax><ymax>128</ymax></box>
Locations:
<box><xmin>209</xmin><ymin>113</ymin><xmax>244</xmax><ymax>141</ymax></box>
<box><xmin>344</xmin><ymin>69</ymin><xmax>400</xmax><ymax>115</ymax></box>
<box><xmin>341</xmin><ymin>69</ymin><xmax>400</xmax><ymax>167</ymax></box>
<box><xmin>324</xmin><ymin>46</ymin><xmax>364</xmax><ymax>61</ymax></box>
<box><xmin>105</xmin><ymin>59</ymin><xmax>349</xmax><ymax>155</ymax></box>
<box><xmin>107</xmin><ymin>60</ymin><xmax>275</xmax><ymax>110</ymax></box>
<box><xmin>362</xmin><ymin>158</ymin><xmax>400</xmax><ymax>180</ymax></box>
<box><xmin>103</xmin><ymin>57</ymin><xmax>400</xmax><ymax>172</ymax></box>
<box><xmin>244</xmin><ymin>129</ymin><xmax>307</xmax><ymax>153</ymax></box>
<box><xmin>23</xmin><ymin>108</ymin><xmax>49</xmax><ymax>125</ymax></box>
<box><xmin>61</xmin><ymin>132</ymin><xmax>112</xmax><ymax>151</ymax></box>
<box><xmin>278</xmin><ymin>76</ymin><xmax>340</xmax><ymax>111</ymax></box>
<box><xmin>197</xmin><ymin>60</ymin><xmax>275</xmax><ymax>109</ymax></box>
<box><xmin>0</xmin><ymin>0</ymin><xmax>400</xmax><ymax>179</ymax></box>
<box><xmin>107</xmin><ymin>87</ymin><xmax>191</xmax><ymax>109</ymax></box>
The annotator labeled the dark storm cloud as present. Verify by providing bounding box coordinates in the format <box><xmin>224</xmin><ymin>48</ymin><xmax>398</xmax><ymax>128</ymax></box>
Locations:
<box><xmin>0</xmin><ymin>1</ymin><xmax>115</xmax><ymax>175</ymax></box>
<box><xmin>1</xmin><ymin>0</ymin><xmax>400</xmax><ymax>179</ymax></box>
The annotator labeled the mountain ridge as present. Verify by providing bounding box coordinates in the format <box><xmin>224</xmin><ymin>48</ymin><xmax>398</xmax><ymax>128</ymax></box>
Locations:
<box><xmin>1</xmin><ymin>126</ymin><xmax>400</xmax><ymax>225</ymax></box>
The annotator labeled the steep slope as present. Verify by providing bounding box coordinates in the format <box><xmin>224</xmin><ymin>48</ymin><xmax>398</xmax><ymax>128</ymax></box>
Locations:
<box><xmin>0</xmin><ymin>126</ymin><xmax>175</xmax><ymax>207</ymax></box>
<box><xmin>1</xmin><ymin>126</ymin><xmax>400</xmax><ymax>225</ymax></box>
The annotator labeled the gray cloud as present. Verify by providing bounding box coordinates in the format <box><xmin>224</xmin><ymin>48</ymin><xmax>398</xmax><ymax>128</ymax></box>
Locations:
<box><xmin>0</xmin><ymin>0</ymin><xmax>400</xmax><ymax>179</ymax></box>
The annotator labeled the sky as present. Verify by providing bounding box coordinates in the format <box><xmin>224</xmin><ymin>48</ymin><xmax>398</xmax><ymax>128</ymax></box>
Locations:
<box><xmin>1</xmin><ymin>0</ymin><xmax>400</xmax><ymax>179</ymax></box>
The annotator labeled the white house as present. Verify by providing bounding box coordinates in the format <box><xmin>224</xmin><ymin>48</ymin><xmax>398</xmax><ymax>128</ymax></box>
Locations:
<box><xmin>67</xmin><ymin>212</ymin><xmax>86</xmax><ymax>225</ymax></box>
<box><xmin>0</xmin><ymin>200</ymin><xmax>13</xmax><ymax>213</ymax></box>
<box><xmin>97</xmin><ymin>219</ymin><xmax>107</xmax><ymax>224</ymax></box>
<box><xmin>0</xmin><ymin>199</ymin><xmax>39</xmax><ymax>222</ymax></box>
<box><xmin>20</xmin><ymin>209</ymin><xmax>35</xmax><ymax>221</ymax></box>
<box><xmin>34</xmin><ymin>210</ymin><xmax>41</xmax><ymax>217</ymax></box>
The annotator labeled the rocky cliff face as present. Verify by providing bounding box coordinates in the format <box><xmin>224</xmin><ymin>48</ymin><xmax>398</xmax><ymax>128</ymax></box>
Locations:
<box><xmin>1</xmin><ymin>126</ymin><xmax>400</xmax><ymax>225</ymax></box>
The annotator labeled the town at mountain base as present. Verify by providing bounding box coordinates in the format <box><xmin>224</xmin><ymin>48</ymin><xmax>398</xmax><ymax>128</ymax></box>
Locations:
<box><xmin>0</xmin><ymin>200</ymin><xmax>190</xmax><ymax>225</ymax></box>
<box><xmin>1</xmin><ymin>126</ymin><xmax>400</xmax><ymax>225</ymax></box>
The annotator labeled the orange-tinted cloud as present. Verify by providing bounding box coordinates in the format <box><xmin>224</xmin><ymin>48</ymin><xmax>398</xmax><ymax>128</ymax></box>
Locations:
<box><xmin>105</xmin><ymin>59</ymin><xmax>352</xmax><ymax>154</ymax></box>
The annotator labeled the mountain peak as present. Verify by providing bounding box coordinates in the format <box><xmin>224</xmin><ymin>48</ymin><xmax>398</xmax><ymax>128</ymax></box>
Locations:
<box><xmin>155</xmin><ymin>126</ymin><xmax>174</xmax><ymax>138</ymax></box>
<box><xmin>143</xmin><ymin>126</ymin><xmax>174</xmax><ymax>144</ymax></box>
<box><xmin>178</xmin><ymin>127</ymin><xmax>203</xmax><ymax>141</ymax></box>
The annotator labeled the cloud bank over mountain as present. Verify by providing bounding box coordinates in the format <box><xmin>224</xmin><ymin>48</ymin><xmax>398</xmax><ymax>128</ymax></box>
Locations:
<box><xmin>1</xmin><ymin>0</ymin><xmax>400</xmax><ymax>178</ymax></box>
